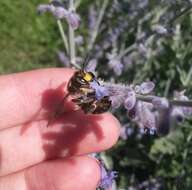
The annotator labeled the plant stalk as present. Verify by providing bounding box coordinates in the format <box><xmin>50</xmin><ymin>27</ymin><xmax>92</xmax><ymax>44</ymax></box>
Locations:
<box><xmin>57</xmin><ymin>20</ymin><xmax>69</xmax><ymax>54</ymax></box>
<box><xmin>68</xmin><ymin>0</ymin><xmax>80</xmax><ymax>69</ymax></box>
<box><xmin>88</xmin><ymin>0</ymin><xmax>109</xmax><ymax>51</ymax></box>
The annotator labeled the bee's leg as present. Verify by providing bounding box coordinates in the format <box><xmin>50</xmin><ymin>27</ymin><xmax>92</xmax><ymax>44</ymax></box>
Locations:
<box><xmin>93</xmin><ymin>97</ymin><xmax>111</xmax><ymax>114</ymax></box>
<box><xmin>47</xmin><ymin>93</ymin><xmax>70</xmax><ymax>127</ymax></box>
<box><xmin>81</xmin><ymin>101</ymin><xmax>97</xmax><ymax>114</ymax></box>
<box><xmin>71</xmin><ymin>96</ymin><xmax>97</xmax><ymax>114</ymax></box>
<box><xmin>71</xmin><ymin>96</ymin><xmax>94</xmax><ymax>105</ymax></box>
<box><xmin>87</xmin><ymin>103</ymin><xmax>97</xmax><ymax>114</ymax></box>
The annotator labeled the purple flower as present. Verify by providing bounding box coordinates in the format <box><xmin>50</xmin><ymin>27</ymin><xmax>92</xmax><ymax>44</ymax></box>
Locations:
<box><xmin>123</xmin><ymin>55</ymin><xmax>133</xmax><ymax>68</ymax></box>
<box><xmin>138</xmin><ymin>43</ymin><xmax>147</xmax><ymax>56</ymax></box>
<box><xmin>98</xmin><ymin>161</ymin><xmax>118</xmax><ymax>190</ymax></box>
<box><xmin>88</xmin><ymin>5</ymin><xmax>97</xmax><ymax>32</ymax></box>
<box><xmin>154</xmin><ymin>25</ymin><xmax>168</xmax><ymax>35</ymax></box>
<box><xmin>138</xmin><ymin>81</ymin><xmax>155</xmax><ymax>94</ymax></box>
<box><xmin>124</xmin><ymin>90</ymin><xmax>136</xmax><ymax>111</ymax></box>
<box><xmin>53</xmin><ymin>6</ymin><xmax>68</xmax><ymax>19</ymax></box>
<box><xmin>149</xmin><ymin>127</ymin><xmax>157</xmax><ymax>135</ymax></box>
<box><xmin>107</xmin><ymin>53</ymin><xmax>123</xmax><ymax>76</ymax></box>
<box><xmin>152</xmin><ymin>97</ymin><xmax>169</xmax><ymax>110</ymax></box>
<box><xmin>37</xmin><ymin>4</ymin><xmax>54</xmax><ymax>14</ymax></box>
<box><xmin>173</xmin><ymin>91</ymin><xmax>192</xmax><ymax>117</ymax></box>
<box><xmin>37</xmin><ymin>1</ymin><xmax>80</xmax><ymax>29</ymax></box>
<box><xmin>90</xmin><ymin>81</ymin><xmax>109</xmax><ymax>100</ymax></box>
<box><xmin>37</xmin><ymin>3</ymin><xmax>68</xmax><ymax>19</ymax></box>
<box><xmin>57</xmin><ymin>51</ymin><xmax>70</xmax><ymax>67</ymax></box>
<box><xmin>103</xmin><ymin>83</ymin><xmax>131</xmax><ymax>109</ymax></box>
<box><xmin>85</xmin><ymin>59</ymin><xmax>98</xmax><ymax>73</ymax></box>
<box><xmin>129</xmin><ymin>101</ymin><xmax>156</xmax><ymax>134</ymax></box>
<box><xmin>109</xmin><ymin>59</ymin><xmax>123</xmax><ymax>76</ymax></box>
<box><xmin>171</xmin><ymin>107</ymin><xmax>184</xmax><ymax>122</ymax></box>
<box><xmin>65</xmin><ymin>10</ymin><xmax>80</xmax><ymax>29</ymax></box>
<box><xmin>120</xmin><ymin>125</ymin><xmax>134</xmax><ymax>140</ymax></box>
<box><xmin>75</xmin><ymin>35</ymin><xmax>84</xmax><ymax>45</ymax></box>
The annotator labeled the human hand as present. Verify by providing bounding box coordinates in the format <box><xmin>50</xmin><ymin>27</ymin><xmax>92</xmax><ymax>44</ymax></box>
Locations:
<box><xmin>0</xmin><ymin>68</ymin><xmax>120</xmax><ymax>190</ymax></box>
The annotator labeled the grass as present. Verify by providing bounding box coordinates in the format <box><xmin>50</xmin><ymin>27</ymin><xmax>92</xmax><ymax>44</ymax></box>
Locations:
<box><xmin>0</xmin><ymin>0</ymin><xmax>64</xmax><ymax>74</ymax></box>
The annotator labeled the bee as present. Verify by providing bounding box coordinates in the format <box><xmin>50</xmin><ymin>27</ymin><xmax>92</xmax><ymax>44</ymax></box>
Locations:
<box><xmin>47</xmin><ymin>66</ymin><xmax>111</xmax><ymax>126</ymax></box>
<box><xmin>67</xmin><ymin>70</ymin><xmax>111</xmax><ymax>114</ymax></box>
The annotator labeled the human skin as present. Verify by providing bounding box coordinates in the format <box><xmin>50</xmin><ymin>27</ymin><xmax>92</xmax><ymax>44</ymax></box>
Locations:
<box><xmin>0</xmin><ymin>68</ymin><xmax>120</xmax><ymax>190</ymax></box>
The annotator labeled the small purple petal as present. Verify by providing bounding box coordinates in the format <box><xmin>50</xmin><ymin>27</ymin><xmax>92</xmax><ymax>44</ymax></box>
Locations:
<box><xmin>152</xmin><ymin>97</ymin><xmax>169</xmax><ymax>110</ymax></box>
<box><xmin>123</xmin><ymin>55</ymin><xmax>133</xmax><ymax>67</ymax></box>
<box><xmin>88</xmin><ymin>5</ymin><xmax>97</xmax><ymax>31</ymax></box>
<box><xmin>154</xmin><ymin>25</ymin><xmax>168</xmax><ymax>35</ymax></box>
<box><xmin>107</xmin><ymin>53</ymin><xmax>123</xmax><ymax>76</ymax></box>
<box><xmin>134</xmin><ymin>85</ymin><xmax>141</xmax><ymax>93</ymax></box>
<box><xmin>173</xmin><ymin>91</ymin><xmax>192</xmax><ymax>117</ymax></box>
<box><xmin>114</xmin><ymin>62</ymin><xmax>123</xmax><ymax>76</ymax></box>
<box><xmin>120</xmin><ymin>126</ymin><xmax>134</xmax><ymax>140</ymax></box>
<box><xmin>110</xmin><ymin>96</ymin><xmax>123</xmax><ymax>109</ymax></box>
<box><xmin>57</xmin><ymin>51</ymin><xmax>70</xmax><ymax>67</ymax></box>
<box><xmin>140</xmin><ymin>81</ymin><xmax>155</xmax><ymax>94</ymax></box>
<box><xmin>99</xmin><ymin>162</ymin><xmax>118</xmax><ymax>190</ymax></box>
<box><xmin>85</xmin><ymin>59</ymin><xmax>98</xmax><ymax>73</ymax></box>
<box><xmin>136</xmin><ymin>102</ymin><xmax>156</xmax><ymax>130</ymax></box>
<box><xmin>37</xmin><ymin>4</ymin><xmax>54</xmax><ymax>14</ymax></box>
<box><xmin>108</xmin><ymin>58</ymin><xmax>123</xmax><ymax>76</ymax></box>
<box><xmin>75</xmin><ymin>35</ymin><xmax>84</xmax><ymax>45</ymax></box>
<box><xmin>53</xmin><ymin>7</ymin><xmax>68</xmax><ymax>19</ymax></box>
<box><xmin>66</xmin><ymin>11</ymin><xmax>80</xmax><ymax>29</ymax></box>
<box><xmin>124</xmin><ymin>91</ymin><xmax>136</xmax><ymax>111</ymax></box>
<box><xmin>90</xmin><ymin>81</ymin><xmax>109</xmax><ymax>100</ymax></box>
<box><xmin>171</xmin><ymin>107</ymin><xmax>184</xmax><ymax>122</ymax></box>
<box><xmin>149</xmin><ymin>127</ymin><xmax>157</xmax><ymax>135</ymax></box>
<box><xmin>138</xmin><ymin>43</ymin><xmax>147</xmax><ymax>56</ymax></box>
<box><xmin>37</xmin><ymin>3</ymin><xmax>80</xmax><ymax>29</ymax></box>
<box><xmin>139</xmin><ymin>127</ymin><xmax>145</xmax><ymax>134</ymax></box>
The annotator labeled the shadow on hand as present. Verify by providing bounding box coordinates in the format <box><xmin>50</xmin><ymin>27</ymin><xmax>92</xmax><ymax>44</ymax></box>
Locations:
<box><xmin>40</xmin><ymin>82</ymin><xmax>104</xmax><ymax>160</ymax></box>
<box><xmin>20</xmin><ymin>81</ymin><xmax>104</xmax><ymax>161</ymax></box>
<box><xmin>42</xmin><ymin>111</ymin><xmax>104</xmax><ymax>160</ymax></box>
<box><xmin>20</xmin><ymin>82</ymin><xmax>69</xmax><ymax>134</ymax></box>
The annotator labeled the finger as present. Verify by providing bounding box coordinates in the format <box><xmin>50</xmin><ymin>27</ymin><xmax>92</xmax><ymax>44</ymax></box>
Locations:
<box><xmin>0</xmin><ymin>112</ymin><xmax>120</xmax><ymax>176</ymax></box>
<box><xmin>0</xmin><ymin>156</ymin><xmax>100</xmax><ymax>190</ymax></box>
<box><xmin>0</xmin><ymin>68</ymin><xmax>74</xmax><ymax>130</ymax></box>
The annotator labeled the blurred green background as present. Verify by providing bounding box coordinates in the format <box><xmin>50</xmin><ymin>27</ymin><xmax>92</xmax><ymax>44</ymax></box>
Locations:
<box><xmin>1</xmin><ymin>0</ymin><xmax>192</xmax><ymax>189</ymax></box>
<box><xmin>0</xmin><ymin>0</ymin><xmax>62</xmax><ymax>73</ymax></box>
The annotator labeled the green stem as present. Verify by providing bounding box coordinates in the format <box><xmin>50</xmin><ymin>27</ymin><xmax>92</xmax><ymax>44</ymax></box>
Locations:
<box><xmin>57</xmin><ymin>20</ymin><xmax>69</xmax><ymax>54</ymax></box>
<box><xmin>68</xmin><ymin>0</ymin><xmax>80</xmax><ymax>69</ymax></box>
<box><xmin>88</xmin><ymin>0</ymin><xmax>109</xmax><ymax>51</ymax></box>
<box><xmin>75</xmin><ymin>0</ymin><xmax>82</xmax><ymax>9</ymax></box>
<box><xmin>118</xmin><ymin>44</ymin><xmax>137</xmax><ymax>58</ymax></box>
<box><xmin>184</xmin><ymin>66</ymin><xmax>192</xmax><ymax>87</ymax></box>
<box><xmin>164</xmin><ymin>70</ymin><xmax>175</xmax><ymax>97</ymax></box>
<box><xmin>164</xmin><ymin>78</ymin><xmax>172</xmax><ymax>97</ymax></box>
<box><xmin>169</xmin><ymin>6</ymin><xmax>192</xmax><ymax>25</ymax></box>
<box><xmin>136</xmin><ymin>94</ymin><xmax>192</xmax><ymax>107</ymax></box>
<box><xmin>103</xmin><ymin>82</ymin><xmax>192</xmax><ymax>108</ymax></box>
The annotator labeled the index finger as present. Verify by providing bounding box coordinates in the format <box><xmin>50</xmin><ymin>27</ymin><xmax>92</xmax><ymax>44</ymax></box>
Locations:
<box><xmin>0</xmin><ymin>68</ymin><xmax>75</xmax><ymax>130</ymax></box>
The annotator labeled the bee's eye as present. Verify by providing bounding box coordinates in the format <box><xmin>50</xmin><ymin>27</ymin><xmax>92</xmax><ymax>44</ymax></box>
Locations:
<box><xmin>78</xmin><ymin>78</ymin><xmax>86</xmax><ymax>84</ymax></box>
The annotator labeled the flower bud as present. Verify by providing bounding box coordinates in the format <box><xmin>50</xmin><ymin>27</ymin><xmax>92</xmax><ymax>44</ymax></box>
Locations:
<box><xmin>124</xmin><ymin>91</ymin><xmax>136</xmax><ymax>111</ymax></box>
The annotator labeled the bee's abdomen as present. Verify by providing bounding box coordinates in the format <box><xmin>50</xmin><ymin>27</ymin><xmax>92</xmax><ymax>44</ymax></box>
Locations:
<box><xmin>93</xmin><ymin>96</ymin><xmax>111</xmax><ymax>114</ymax></box>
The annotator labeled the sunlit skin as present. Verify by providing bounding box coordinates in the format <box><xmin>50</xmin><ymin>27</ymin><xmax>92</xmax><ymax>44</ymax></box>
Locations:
<box><xmin>0</xmin><ymin>68</ymin><xmax>120</xmax><ymax>190</ymax></box>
